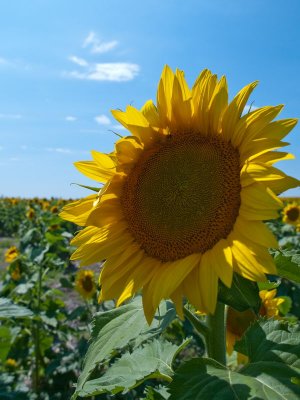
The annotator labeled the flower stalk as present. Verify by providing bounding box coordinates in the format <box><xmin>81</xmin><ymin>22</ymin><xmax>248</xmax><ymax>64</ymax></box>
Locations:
<box><xmin>206</xmin><ymin>302</ymin><xmax>226</xmax><ymax>365</ymax></box>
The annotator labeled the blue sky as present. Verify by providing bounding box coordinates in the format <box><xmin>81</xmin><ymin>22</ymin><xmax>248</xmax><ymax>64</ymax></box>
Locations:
<box><xmin>0</xmin><ymin>0</ymin><xmax>299</xmax><ymax>198</ymax></box>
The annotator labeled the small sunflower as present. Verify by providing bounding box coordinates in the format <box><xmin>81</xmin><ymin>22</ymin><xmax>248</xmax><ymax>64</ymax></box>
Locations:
<box><xmin>11</xmin><ymin>265</ymin><xmax>21</xmax><ymax>281</ymax></box>
<box><xmin>5</xmin><ymin>358</ymin><xmax>18</xmax><ymax>369</ymax></box>
<box><xmin>5</xmin><ymin>246</ymin><xmax>19</xmax><ymax>263</ymax></box>
<box><xmin>226</xmin><ymin>289</ymin><xmax>285</xmax><ymax>360</ymax></box>
<box><xmin>26</xmin><ymin>207</ymin><xmax>35</xmax><ymax>219</ymax></box>
<box><xmin>282</xmin><ymin>202</ymin><xmax>300</xmax><ymax>225</ymax></box>
<box><xmin>75</xmin><ymin>269</ymin><xmax>97</xmax><ymax>300</ymax></box>
<box><xmin>61</xmin><ymin>66</ymin><xmax>299</xmax><ymax>323</ymax></box>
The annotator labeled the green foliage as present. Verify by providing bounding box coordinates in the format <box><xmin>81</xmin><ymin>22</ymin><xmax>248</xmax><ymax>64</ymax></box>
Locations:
<box><xmin>169</xmin><ymin>319</ymin><xmax>300</xmax><ymax>399</ymax></box>
<box><xmin>0</xmin><ymin>298</ymin><xmax>33</xmax><ymax>319</ymax></box>
<box><xmin>272</xmin><ymin>249</ymin><xmax>300</xmax><ymax>283</ymax></box>
<box><xmin>218</xmin><ymin>273</ymin><xmax>261</xmax><ymax>312</ymax></box>
<box><xmin>72</xmin><ymin>298</ymin><xmax>176</xmax><ymax>398</ymax></box>
<box><xmin>79</xmin><ymin>339</ymin><xmax>188</xmax><ymax>397</ymax></box>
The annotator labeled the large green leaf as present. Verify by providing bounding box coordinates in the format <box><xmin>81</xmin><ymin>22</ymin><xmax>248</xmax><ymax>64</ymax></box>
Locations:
<box><xmin>72</xmin><ymin>297</ymin><xmax>176</xmax><ymax>399</ymax></box>
<box><xmin>218</xmin><ymin>273</ymin><xmax>261</xmax><ymax>313</ymax></box>
<box><xmin>77</xmin><ymin>339</ymin><xmax>189</xmax><ymax>397</ymax></box>
<box><xmin>169</xmin><ymin>319</ymin><xmax>300</xmax><ymax>399</ymax></box>
<box><xmin>0</xmin><ymin>298</ymin><xmax>33</xmax><ymax>319</ymax></box>
<box><xmin>169</xmin><ymin>357</ymin><xmax>300</xmax><ymax>399</ymax></box>
<box><xmin>273</xmin><ymin>250</ymin><xmax>300</xmax><ymax>282</ymax></box>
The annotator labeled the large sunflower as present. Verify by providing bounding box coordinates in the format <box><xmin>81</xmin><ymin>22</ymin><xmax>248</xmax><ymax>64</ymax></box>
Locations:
<box><xmin>60</xmin><ymin>66</ymin><xmax>299</xmax><ymax>323</ymax></box>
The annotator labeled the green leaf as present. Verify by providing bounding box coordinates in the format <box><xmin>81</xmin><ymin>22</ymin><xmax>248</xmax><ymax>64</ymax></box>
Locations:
<box><xmin>0</xmin><ymin>327</ymin><xmax>12</xmax><ymax>362</ymax></box>
<box><xmin>72</xmin><ymin>297</ymin><xmax>176</xmax><ymax>399</ymax></box>
<box><xmin>71</xmin><ymin>183</ymin><xmax>101</xmax><ymax>192</ymax></box>
<box><xmin>170</xmin><ymin>319</ymin><xmax>300</xmax><ymax>399</ymax></box>
<box><xmin>78</xmin><ymin>339</ymin><xmax>189</xmax><ymax>397</ymax></box>
<box><xmin>278</xmin><ymin>296</ymin><xmax>292</xmax><ymax>315</ymax></box>
<box><xmin>273</xmin><ymin>250</ymin><xmax>300</xmax><ymax>282</ymax></box>
<box><xmin>144</xmin><ymin>386</ymin><xmax>170</xmax><ymax>399</ymax></box>
<box><xmin>0</xmin><ymin>298</ymin><xmax>33</xmax><ymax>319</ymax></box>
<box><xmin>218</xmin><ymin>273</ymin><xmax>261</xmax><ymax>313</ymax></box>
<box><xmin>169</xmin><ymin>356</ymin><xmax>300</xmax><ymax>399</ymax></box>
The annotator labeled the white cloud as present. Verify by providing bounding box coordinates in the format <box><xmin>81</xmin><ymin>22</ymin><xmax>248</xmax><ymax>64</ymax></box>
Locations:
<box><xmin>94</xmin><ymin>115</ymin><xmax>111</xmax><ymax>125</ymax></box>
<box><xmin>65</xmin><ymin>115</ymin><xmax>77</xmax><ymax>122</ymax></box>
<box><xmin>69</xmin><ymin>55</ymin><xmax>88</xmax><ymax>67</ymax></box>
<box><xmin>67</xmin><ymin>62</ymin><xmax>139</xmax><ymax>82</ymax></box>
<box><xmin>0</xmin><ymin>113</ymin><xmax>22</xmax><ymax>119</ymax></box>
<box><xmin>83</xmin><ymin>31</ymin><xmax>118</xmax><ymax>54</ymax></box>
<box><xmin>46</xmin><ymin>147</ymin><xmax>73</xmax><ymax>154</ymax></box>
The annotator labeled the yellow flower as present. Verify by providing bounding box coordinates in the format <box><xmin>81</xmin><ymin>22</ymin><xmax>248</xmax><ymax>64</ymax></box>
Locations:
<box><xmin>26</xmin><ymin>207</ymin><xmax>35</xmax><ymax>219</ymax></box>
<box><xmin>11</xmin><ymin>265</ymin><xmax>21</xmax><ymax>281</ymax></box>
<box><xmin>75</xmin><ymin>269</ymin><xmax>96</xmax><ymax>299</ymax></box>
<box><xmin>282</xmin><ymin>202</ymin><xmax>300</xmax><ymax>225</ymax></box>
<box><xmin>259</xmin><ymin>289</ymin><xmax>285</xmax><ymax>318</ymax></box>
<box><xmin>61</xmin><ymin>66</ymin><xmax>299</xmax><ymax>323</ymax></box>
<box><xmin>50</xmin><ymin>205</ymin><xmax>59</xmax><ymax>213</ymax></box>
<box><xmin>5</xmin><ymin>246</ymin><xmax>19</xmax><ymax>263</ymax></box>
<box><xmin>5</xmin><ymin>358</ymin><xmax>18</xmax><ymax>368</ymax></box>
<box><xmin>226</xmin><ymin>289</ymin><xmax>284</xmax><ymax>361</ymax></box>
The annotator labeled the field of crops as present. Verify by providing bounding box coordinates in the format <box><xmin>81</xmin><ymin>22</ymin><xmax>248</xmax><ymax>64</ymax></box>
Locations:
<box><xmin>0</xmin><ymin>197</ymin><xmax>300</xmax><ymax>399</ymax></box>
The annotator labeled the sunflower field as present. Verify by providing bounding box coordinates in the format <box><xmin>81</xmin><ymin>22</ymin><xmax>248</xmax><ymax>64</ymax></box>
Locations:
<box><xmin>1</xmin><ymin>67</ymin><xmax>300</xmax><ymax>400</ymax></box>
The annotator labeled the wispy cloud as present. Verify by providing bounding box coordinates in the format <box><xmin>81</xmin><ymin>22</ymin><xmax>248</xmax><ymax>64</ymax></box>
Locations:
<box><xmin>20</xmin><ymin>145</ymin><xmax>28</xmax><ymax>150</ymax></box>
<box><xmin>46</xmin><ymin>147</ymin><xmax>73</xmax><ymax>154</ymax></box>
<box><xmin>83</xmin><ymin>32</ymin><xmax>118</xmax><ymax>54</ymax></box>
<box><xmin>69</xmin><ymin>56</ymin><xmax>88</xmax><ymax>67</ymax></box>
<box><xmin>67</xmin><ymin>62</ymin><xmax>139</xmax><ymax>82</ymax></box>
<box><xmin>94</xmin><ymin>115</ymin><xmax>111</xmax><ymax>125</ymax></box>
<box><xmin>65</xmin><ymin>115</ymin><xmax>77</xmax><ymax>122</ymax></box>
<box><xmin>0</xmin><ymin>113</ymin><xmax>22</xmax><ymax>120</ymax></box>
<box><xmin>65</xmin><ymin>32</ymin><xmax>139</xmax><ymax>82</ymax></box>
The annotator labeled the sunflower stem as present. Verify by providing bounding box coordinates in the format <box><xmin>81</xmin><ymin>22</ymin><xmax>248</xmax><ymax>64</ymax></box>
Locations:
<box><xmin>206</xmin><ymin>302</ymin><xmax>226</xmax><ymax>365</ymax></box>
<box><xmin>183</xmin><ymin>306</ymin><xmax>209</xmax><ymax>339</ymax></box>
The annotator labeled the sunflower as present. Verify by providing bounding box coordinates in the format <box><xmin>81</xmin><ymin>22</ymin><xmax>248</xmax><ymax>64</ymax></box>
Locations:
<box><xmin>226</xmin><ymin>289</ymin><xmax>285</xmax><ymax>361</ymax></box>
<box><xmin>75</xmin><ymin>269</ymin><xmax>97</xmax><ymax>300</ymax></box>
<box><xmin>5</xmin><ymin>246</ymin><xmax>19</xmax><ymax>263</ymax></box>
<box><xmin>26</xmin><ymin>207</ymin><xmax>35</xmax><ymax>219</ymax></box>
<box><xmin>61</xmin><ymin>66</ymin><xmax>299</xmax><ymax>323</ymax></box>
<box><xmin>282</xmin><ymin>202</ymin><xmax>300</xmax><ymax>225</ymax></box>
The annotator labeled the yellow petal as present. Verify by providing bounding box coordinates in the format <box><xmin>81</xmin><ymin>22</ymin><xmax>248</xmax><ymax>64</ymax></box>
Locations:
<box><xmin>59</xmin><ymin>195</ymin><xmax>96</xmax><ymax>225</ymax></box>
<box><xmin>183</xmin><ymin>263</ymin><xmax>204</xmax><ymax>312</ymax></box>
<box><xmin>170</xmin><ymin>285</ymin><xmax>184</xmax><ymax>320</ymax></box>
<box><xmin>150</xmin><ymin>253</ymin><xmax>200</xmax><ymax>313</ymax></box>
<box><xmin>234</xmin><ymin>217</ymin><xmax>278</xmax><ymax>249</ymax></box>
<box><xmin>115</xmin><ymin>136</ymin><xmax>143</xmax><ymax>165</ymax></box>
<box><xmin>141</xmin><ymin>100</ymin><xmax>160</xmax><ymax>126</ymax></box>
<box><xmin>209</xmin><ymin>239</ymin><xmax>233</xmax><ymax>288</ymax></box>
<box><xmin>208</xmin><ymin>76</ymin><xmax>228</xmax><ymax>134</ymax></box>
<box><xmin>157</xmin><ymin>65</ymin><xmax>175</xmax><ymax>125</ymax></box>
<box><xmin>250</xmin><ymin>151</ymin><xmax>295</xmax><ymax>166</ymax></box>
<box><xmin>86</xmin><ymin>199</ymin><xmax>124</xmax><ymax>228</ymax></box>
<box><xmin>230</xmin><ymin>238</ymin><xmax>267</xmax><ymax>281</ymax></box>
<box><xmin>231</xmin><ymin>105</ymin><xmax>283</xmax><ymax>148</ymax></box>
<box><xmin>241</xmin><ymin>139</ymin><xmax>289</xmax><ymax>163</ymax></box>
<box><xmin>240</xmin><ymin>184</ymin><xmax>282</xmax><ymax>220</ymax></box>
<box><xmin>171</xmin><ymin>73</ymin><xmax>192</xmax><ymax>128</ymax></box>
<box><xmin>199</xmin><ymin>254</ymin><xmax>218</xmax><ymax>314</ymax></box>
<box><xmin>241</xmin><ymin>163</ymin><xmax>289</xmax><ymax>187</ymax></box>
<box><xmin>74</xmin><ymin>161</ymin><xmax>112</xmax><ymax>183</ymax></box>
<box><xmin>222</xmin><ymin>81</ymin><xmax>258</xmax><ymax>141</ymax></box>
<box><xmin>258</xmin><ymin>118</ymin><xmax>298</xmax><ymax>141</ymax></box>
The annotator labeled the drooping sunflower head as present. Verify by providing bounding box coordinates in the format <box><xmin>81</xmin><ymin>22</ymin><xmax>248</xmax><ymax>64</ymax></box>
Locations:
<box><xmin>75</xmin><ymin>269</ymin><xmax>97</xmax><ymax>300</ymax></box>
<box><xmin>282</xmin><ymin>202</ymin><xmax>300</xmax><ymax>225</ymax></box>
<box><xmin>5</xmin><ymin>246</ymin><xmax>19</xmax><ymax>263</ymax></box>
<box><xmin>61</xmin><ymin>66</ymin><xmax>299</xmax><ymax>323</ymax></box>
